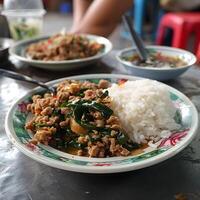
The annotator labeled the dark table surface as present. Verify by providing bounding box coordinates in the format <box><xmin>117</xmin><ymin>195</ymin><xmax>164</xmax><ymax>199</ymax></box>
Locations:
<box><xmin>0</xmin><ymin>52</ymin><xmax>200</xmax><ymax>200</ymax></box>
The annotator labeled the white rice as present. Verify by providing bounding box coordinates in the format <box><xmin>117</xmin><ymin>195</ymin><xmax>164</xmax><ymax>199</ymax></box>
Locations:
<box><xmin>108</xmin><ymin>80</ymin><xmax>180</xmax><ymax>144</ymax></box>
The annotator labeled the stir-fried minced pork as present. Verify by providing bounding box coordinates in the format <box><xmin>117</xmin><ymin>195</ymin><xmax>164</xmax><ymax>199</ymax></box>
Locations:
<box><xmin>25</xmin><ymin>79</ymin><xmax>139</xmax><ymax>158</ymax></box>
<box><xmin>26</xmin><ymin>33</ymin><xmax>104</xmax><ymax>61</ymax></box>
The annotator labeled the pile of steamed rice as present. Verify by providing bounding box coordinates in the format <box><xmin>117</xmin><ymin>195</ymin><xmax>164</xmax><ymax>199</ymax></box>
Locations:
<box><xmin>108</xmin><ymin>80</ymin><xmax>180</xmax><ymax>144</ymax></box>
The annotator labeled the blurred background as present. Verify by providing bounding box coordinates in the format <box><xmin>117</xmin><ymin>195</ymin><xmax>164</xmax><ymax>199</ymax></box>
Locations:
<box><xmin>0</xmin><ymin>0</ymin><xmax>200</xmax><ymax>59</ymax></box>
<box><xmin>0</xmin><ymin>0</ymin><xmax>131</xmax><ymax>49</ymax></box>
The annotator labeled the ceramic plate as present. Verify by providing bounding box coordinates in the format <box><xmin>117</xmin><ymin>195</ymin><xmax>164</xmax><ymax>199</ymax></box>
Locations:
<box><xmin>5</xmin><ymin>74</ymin><xmax>198</xmax><ymax>173</ymax></box>
<box><xmin>116</xmin><ymin>46</ymin><xmax>196</xmax><ymax>81</ymax></box>
<box><xmin>9</xmin><ymin>34</ymin><xmax>112</xmax><ymax>71</ymax></box>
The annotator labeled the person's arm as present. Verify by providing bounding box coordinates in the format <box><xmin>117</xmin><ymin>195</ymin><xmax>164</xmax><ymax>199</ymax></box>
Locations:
<box><xmin>70</xmin><ymin>0</ymin><xmax>133</xmax><ymax>37</ymax></box>
<box><xmin>71</xmin><ymin>0</ymin><xmax>93</xmax><ymax>31</ymax></box>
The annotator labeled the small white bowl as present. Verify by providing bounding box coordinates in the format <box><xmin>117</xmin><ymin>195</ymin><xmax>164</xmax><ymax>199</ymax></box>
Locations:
<box><xmin>116</xmin><ymin>45</ymin><xmax>197</xmax><ymax>81</ymax></box>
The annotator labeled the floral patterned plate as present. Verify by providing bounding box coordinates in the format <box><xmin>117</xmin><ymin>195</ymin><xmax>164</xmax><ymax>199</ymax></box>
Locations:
<box><xmin>5</xmin><ymin>74</ymin><xmax>198</xmax><ymax>173</ymax></box>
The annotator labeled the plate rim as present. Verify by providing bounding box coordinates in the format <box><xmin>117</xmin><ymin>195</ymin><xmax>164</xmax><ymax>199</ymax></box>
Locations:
<box><xmin>5</xmin><ymin>73</ymin><xmax>199</xmax><ymax>173</ymax></box>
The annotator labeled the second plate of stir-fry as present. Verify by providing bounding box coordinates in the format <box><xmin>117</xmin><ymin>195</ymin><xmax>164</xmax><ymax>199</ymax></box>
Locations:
<box><xmin>9</xmin><ymin>33</ymin><xmax>112</xmax><ymax>70</ymax></box>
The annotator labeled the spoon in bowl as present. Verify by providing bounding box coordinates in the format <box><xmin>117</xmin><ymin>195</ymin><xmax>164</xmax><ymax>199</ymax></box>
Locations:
<box><xmin>0</xmin><ymin>68</ymin><xmax>56</xmax><ymax>95</ymax></box>
<box><xmin>122</xmin><ymin>14</ymin><xmax>148</xmax><ymax>62</ymax></box>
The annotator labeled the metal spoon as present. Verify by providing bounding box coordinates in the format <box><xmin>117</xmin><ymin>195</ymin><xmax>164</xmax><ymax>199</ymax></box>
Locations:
<box><xmin>0</xmin><ymin>68</ymin><xmax>56</xmax><ymax>94</ymax></box>
<box><xmin>122</xmin><ymin>14</ymin><xmax>148</xmax><ymax>62</ymax></box>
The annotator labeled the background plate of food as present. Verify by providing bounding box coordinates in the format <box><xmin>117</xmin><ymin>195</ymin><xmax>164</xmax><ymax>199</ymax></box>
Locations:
<box><xmin>9</xmin><ymin>33</ymin><xmax>112</xmax><ymax>71</ymax></box>
<box><xmin>5</xmin><ymin>74</ymin><xmax>198</xmax><ymax>173</ymax></box>
<box><xmin>117</xmin><ymin>46</ymin><xmax>196</xmax><ymax>81</ymax></box>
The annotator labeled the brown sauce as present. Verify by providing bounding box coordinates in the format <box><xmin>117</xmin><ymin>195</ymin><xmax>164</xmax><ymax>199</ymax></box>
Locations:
<box><xmin>65</xmin><ymin>147</ymin><xmax>79</xmax><ymax>155</ymax></box>
<box><xmin>130</xmin><ymin>143</ymin><xmax>148</xmax><ymax>156</ymax></box>
<box><xmin>63</xmin><ymin>143</ymin><xmax>149</xmax><ymax>157</ymax></box>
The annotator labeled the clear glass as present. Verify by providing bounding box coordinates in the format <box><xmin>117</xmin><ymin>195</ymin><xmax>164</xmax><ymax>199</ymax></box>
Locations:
<box><xmin>2</xmin><ymin>0</ymin><xmax>46</xmax><ymax>40</ymax></box>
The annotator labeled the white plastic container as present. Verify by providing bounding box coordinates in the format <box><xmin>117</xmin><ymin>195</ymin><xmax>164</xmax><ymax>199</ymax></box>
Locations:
<box><xmin>2</xmin><ymin>0</ymin><xmax>46</xmax><ymax>40</ymax></box>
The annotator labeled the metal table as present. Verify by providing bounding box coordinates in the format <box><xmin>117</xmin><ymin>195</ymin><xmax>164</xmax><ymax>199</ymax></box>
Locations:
<box><xmin>0</xmin><ymin>52</ymin><xmax>200</xmax><ymax>200</ymax></box>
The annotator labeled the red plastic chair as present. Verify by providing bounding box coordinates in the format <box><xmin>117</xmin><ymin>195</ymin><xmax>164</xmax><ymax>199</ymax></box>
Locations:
<box><xmin>156</xmin><ymin>12</ymin><xmax>200</xmax><ymax>54</ymax></box>
<box><xmin>197</xmin><ymin>42</ymin><xmax>200</xmax><ymax>63</ymax></box>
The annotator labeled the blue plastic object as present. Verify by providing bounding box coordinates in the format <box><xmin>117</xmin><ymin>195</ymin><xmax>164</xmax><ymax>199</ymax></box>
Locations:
<box><xmin>134</xmin><ymin>0</ymin><xmax>164</xmax><ymax>39</ymax></box>
<box><xmin>60</xmin><ymin>2</ymin><xmax>72</xmax><ymax>13</ymax></box>
<box><xmin>122</xmin><ymin>0</ymin><xmax>164</xmax><ymax>41</ymax></box>
<box><xmin>133</xmin><ymin>0</ymin><xmax>147</xmax><ymax>36</ymax></box>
